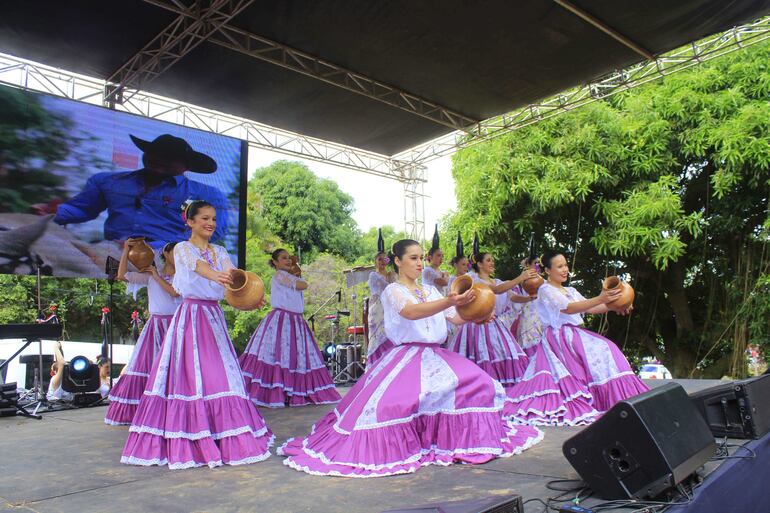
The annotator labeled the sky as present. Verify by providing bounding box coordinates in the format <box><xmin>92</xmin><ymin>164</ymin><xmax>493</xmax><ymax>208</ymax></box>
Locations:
<box><xmin>248</xmin><ymin>148</ymin><xmax>457</xmax><ymax>235</ymax></box>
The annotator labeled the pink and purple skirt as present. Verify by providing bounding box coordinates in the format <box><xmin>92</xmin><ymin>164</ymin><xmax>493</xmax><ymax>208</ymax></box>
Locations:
<box><xmin>366</xmin><ymin>338</ymin><xmax>396</xmax><ymax>368</ymax></box>
<box><xmin>506</xmin><ymin>324</ymin><xmax>648</xmax><ymax>426</ymax></box>
<box><xmin>278</xmin><ymin>342</ymin><xmax>543</xmax><ymax>477</ymax></box>
<box><xmin>239</xmin><ymin>308</ymin><xmax>341</xmax><ymax>408</ymax></box>
<box><xmin>447</xmin><ymin>318</ymin><xmax>529</xmax><ymax>387</ymax></box>
<box><xmin>121</xmin><ymin>299</ymin><xmax>273</xmax><ymax>469</ymax></box>
<box><xmin>105</xmin><ymin>314</ymin><xmax>172</xmax><ymax>426</ymax></box>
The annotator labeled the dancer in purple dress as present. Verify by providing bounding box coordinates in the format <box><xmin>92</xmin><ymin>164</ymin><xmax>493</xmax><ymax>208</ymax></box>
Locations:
<box><xmin>121</xmin><ymin>200</ymin><xmax>273</xmax><ymax>469</ymax></box>
<box><xmin>509</xmin><ymin>258</ymin><xmax>544</xmax><ymax>357</ymax></box>
<box><xmin>447</xmin><ymin>252</ymin><xmax>536</xmax><ymax>387</ymax></box>
<box><xmin>239</xmin><ymin>249</ymin><xmax>341</xmax><ymax>407</ymax></box>
<box><xmin>278</xmin><ymin>239</ymin><xmax>543</xmax><ymax>477</ymax></box>
<box><xmin>365</xmin><ymin>245</ymin><xmax>397</xmax><ymax>368</ymax></box>
<box><xmin>422</xmin><ymin>225</ymin><xmax>448</xmax><ymax>295</ymax></box>
<box><xmin>105</xmin><ymin>241</ymin><xmax>180</xmax><ymax>425</ymax></box>
<box><xmin>506</xmin><ymin>250</ymin><xmax>648</xmax><ymax>426</ymax></box>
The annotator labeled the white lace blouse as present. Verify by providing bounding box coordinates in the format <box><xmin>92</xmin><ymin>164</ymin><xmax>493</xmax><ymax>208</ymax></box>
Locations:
<box><xmin>381</xmin><ymin>283</ymin><xmax>457</xmax><ymax>345</ymax></box>
<box><xmin>535</xmin><ymin>283</ymin><xmax>587</xmax><ymax>328</ymax></box>
<box><xmin>125</xmin><ymin>271</ymin><xmax>179</xmax><ymax>315</ymax></box>
<box><xmin>172</xmin><ymin>241</ymin><xmax>235</xmax><ymax>300</ymax></box>
<box><xmin>368</xmin><ymin>271</ymin><xmax>391</xmax><ymax>304</ymax></box>
<box><xmin>269</xmin><ymin>269</ymin><xmax>306</xmax><ymax>313</ymax></box>
<box><xmin>421</xmin><ymin>266</ymin><xmax>446</xmax><ymax>293</ymax></box>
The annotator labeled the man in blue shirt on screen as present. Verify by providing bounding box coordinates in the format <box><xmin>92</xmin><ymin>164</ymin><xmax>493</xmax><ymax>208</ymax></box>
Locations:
<box><xmin>53</xmin><ymin>134</ymin><xmax>229</xmax><ymax>247</ymax></box>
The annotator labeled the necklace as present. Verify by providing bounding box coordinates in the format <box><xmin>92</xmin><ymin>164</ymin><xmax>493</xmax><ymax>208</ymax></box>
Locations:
<box><xmin>413</xmin><ymin>285</ymin><xmax>428</xmax><ymax>303</ymax></box>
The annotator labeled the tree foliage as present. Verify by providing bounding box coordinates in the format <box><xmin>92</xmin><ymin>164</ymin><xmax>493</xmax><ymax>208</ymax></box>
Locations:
<box><xmin>250</xmin><ymin>161</ymin><xmax>361</xmax><ymax>261</ymax></box>
<box><xmin>449</xmin><ymin>41</ymin><xmax>770</xmax><ymax>377</ymax></box>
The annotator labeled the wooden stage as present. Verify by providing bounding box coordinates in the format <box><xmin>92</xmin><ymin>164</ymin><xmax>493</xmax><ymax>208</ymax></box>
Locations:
<box><xmin>0</xmin><ymin>380</ymin><xmax>726</xmax><ymax>513</ymax></box>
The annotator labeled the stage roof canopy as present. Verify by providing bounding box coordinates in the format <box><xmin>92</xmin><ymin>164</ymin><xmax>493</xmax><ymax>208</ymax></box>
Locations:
<box><xmin>3</xmin><ymin>0</ymin><xmax>770</xmax><ymax>156</ymax></box>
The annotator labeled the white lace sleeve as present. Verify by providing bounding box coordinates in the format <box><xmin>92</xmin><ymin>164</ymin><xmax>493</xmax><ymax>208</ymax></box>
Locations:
<box><xmin>174</xmin><ymin>242</ymin><xmax>203</xmax><ymax>271</ymax></box>
<box><xmin>214</xmin><ymin>245</ymin><xmax>235</xmax><ymax>272</ymax></box>
<box><xmin>124</xmin><ymin>271</ymin><xmax>150</xmax><ymax>285</ymax></box>
<box><xmin>568</xmin><ymin>287</ymin><xmax>587</xmax><ymax>302</ymax></box>
<box><xmin>382</xmin><ymin>284</ymin><xmax>412</xmax><ymax>314</ymax></box>
<box><xmin>274</xmin><ymin>270</ymin><xmax>301</xmax><ymax>290</ymax></box>
<box><xmin>124</xmin><ymin>271</ymin><xmax>149</xmax><ymax>299</ymax></box>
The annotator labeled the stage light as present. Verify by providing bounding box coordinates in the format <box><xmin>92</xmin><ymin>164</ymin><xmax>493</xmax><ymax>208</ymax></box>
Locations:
<box><xmin>62</xmin><ymin>355</ymin><xmax>101</xmax><ymax>395</ymax></box>
<box><xmin>70</xmin><ymin>356</ymin><xmax>89</xmax><ymax>375</ymax></box>
<box><xmin>323</xmin><ymin>342</ymin><xmax>336</xmax><ymax>361</ymax></box>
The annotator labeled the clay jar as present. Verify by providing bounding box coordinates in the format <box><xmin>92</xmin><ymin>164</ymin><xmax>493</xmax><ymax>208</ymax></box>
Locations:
<box><xmin>289</xmin><ymin>255</ymin><xmax>302</xmax><ymax>277</ymax></box>
<box><xmin>225</xmin><ymin>269</ymin><xmax>265</xmax><ymax>311</ymax></box>
<box><xmin>602</xmin><ymin>276</ymin><xmax>635</xmax><ymax>312</ymax></box>
<box><xmin>522</xmin><ymin>273</ymin><xmax>545</xmax><ymax>297</ymax></box>
<box><xmin>126</xmin><ymin>237</ymin><xmax>154</xmax><ymax>271</ymax></box>
<box><xmin>451</xmin><ymin>274</ymin><xmax>496</xmax><ymax>323</ymax></box>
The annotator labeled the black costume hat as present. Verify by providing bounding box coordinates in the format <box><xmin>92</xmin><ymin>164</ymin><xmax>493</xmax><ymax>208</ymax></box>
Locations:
<box><xmin>130</xmin><ymin>134</ymin><xmax>217</xmax><ymax>174</ymax></box>
<box><xmin>455</xmin><ymin>231</ymin><xmax>464</xmax><ymax>261</ymax></box>
<box><xmin>430</xmin><ymin>224</ymin><xmax>440</xmax><ymax>253</ymax></box>
<box><xmin>377</xmin><ymin>228</ymin><xmax>385</xmax><ymax>254</ymax></box>
<box><xmin>472</xmin><ymin>231</ymin><xmax>480</xmax><ymax>258</ymax></box>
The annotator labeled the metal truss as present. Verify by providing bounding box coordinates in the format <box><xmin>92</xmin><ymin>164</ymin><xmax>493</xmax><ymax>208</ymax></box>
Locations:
<box><xmin>104</xmin><ymin>0</ymin><xmax>256</xmax><ymax>107</ymax></box>
<box><xmin>403</xmin><ymin>165</ymin><xmax>427</xmax><ymax>242</ymax></box>
<box><xmin>395</xmin><ymin>15</ymin><xmax>770</xmax><ymax>164</ymax></box>
<box><xmin>140</xmin><ymin>0</ymin><xmax>479</xmax><ymax>132</ymax></box>
<box><xmin>0</xmin><ymin>52</ymin><xmax>420</xmax><ymax>182</ymax></box>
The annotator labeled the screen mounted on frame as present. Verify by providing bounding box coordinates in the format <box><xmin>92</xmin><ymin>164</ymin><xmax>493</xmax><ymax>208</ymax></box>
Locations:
<box><xmin>0</xmin><ymin>84</ymin><xmax>247</xmax><ymax>278</ymax></box>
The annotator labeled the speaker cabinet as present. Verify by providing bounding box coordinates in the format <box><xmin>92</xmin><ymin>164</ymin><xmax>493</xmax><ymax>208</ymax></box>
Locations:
<box><xmin>690</xmin><ymin>374</ymin><xmax>770</xmax><ymax>439</ymax></box>
<box><xmin>563</xmin><ymin>382</ymin><xmax>715</xmax><ymax>500</ymax></box>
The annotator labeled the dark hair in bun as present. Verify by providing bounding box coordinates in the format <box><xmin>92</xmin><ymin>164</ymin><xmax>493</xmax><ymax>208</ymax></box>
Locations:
<box><xmin>390</xmin><ymin>239</ymin><xmax>420</xmax><ymax>273</ymax></box>
<box><xmin>268</xmin><ymin>248</ymin><xmax>288</xmax><ymax>269</ymax></box>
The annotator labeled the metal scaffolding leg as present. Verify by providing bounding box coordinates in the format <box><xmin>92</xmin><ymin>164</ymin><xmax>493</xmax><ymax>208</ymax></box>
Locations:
<box><xmin>403</xmin><ymin>164</ymin><xmax>427</xmax><ymax>243</ymax></box>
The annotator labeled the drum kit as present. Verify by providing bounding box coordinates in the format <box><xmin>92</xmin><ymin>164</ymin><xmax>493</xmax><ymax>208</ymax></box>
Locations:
<box><xmin>314</xmin><ymin>265</ymin><xmax>375</xmax><ymax>384</ymax></box>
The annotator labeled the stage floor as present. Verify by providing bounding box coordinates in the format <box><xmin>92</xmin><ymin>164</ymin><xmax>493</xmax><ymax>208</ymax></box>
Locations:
<box><xmin>0</xmin><ymin>379</ymin><xmax>722</xmax><ymax>513</ymax></box>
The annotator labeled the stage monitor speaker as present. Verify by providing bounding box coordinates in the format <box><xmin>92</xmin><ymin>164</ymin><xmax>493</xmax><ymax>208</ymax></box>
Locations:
<box><xmin>381</xmin><ymin>495</ymin><xmax>522</xmax><ymax>513</ymax></box>
<box><xmin>563</xmin><ymin>382</ymin><xmax>715</xmax><ymax>501</ymax></box>
<box><xmin>690</xmin><ymin>374</ymin><xmax>770</xmax><ymax>439</ymax></box>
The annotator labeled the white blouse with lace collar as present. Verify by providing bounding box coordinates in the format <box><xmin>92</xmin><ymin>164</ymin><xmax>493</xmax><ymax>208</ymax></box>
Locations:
<box><xmin>172</xmin><ymin>241</ymin><xmax>234</xmax><ymax>300</ymax></box>
<box><xmin>381</xmin><ymin>283</ymin><xmax>457</xmax><ymax>345</ymax></box>
<box><xmin>270</xmin><ymin>269</ymin><xmax>306</xmax><ymax>313</ymax></box>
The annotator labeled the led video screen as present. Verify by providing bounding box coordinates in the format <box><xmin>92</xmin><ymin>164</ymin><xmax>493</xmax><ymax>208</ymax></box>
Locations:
<box><xmin>0</xmin><ymin>84</ymin><xmax>246</xmax><ymax>277</ymax></box>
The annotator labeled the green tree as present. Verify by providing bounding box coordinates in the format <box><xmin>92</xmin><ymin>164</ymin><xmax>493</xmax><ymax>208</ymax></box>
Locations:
<box><xmin>250</xmin><ymin>161</ymin><xmax>361</xmax><ymax>261</ymax></box>
<box><xmin>449</xmin><ymin>41</ymin><xmax>770</xmax><ymax>378</ymax></box>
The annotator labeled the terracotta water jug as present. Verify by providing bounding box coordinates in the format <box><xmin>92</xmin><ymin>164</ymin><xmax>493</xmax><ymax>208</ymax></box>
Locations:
<box><xmin>289</xmin><ymin>255</ymin><xmax>302</xmax><ymax>277</ymax></box>
<box><xmin>451</xmin><ymin>274</ymin><xmax>496</xmax><ymax>323</ymax></box>
<box><xmin>602</xmin><ymin>276</ymin><xmax>635</xmax><ymax>312</ymax></box>
<box><xmin>127</xmin><ymin>237</ymin><xmax>154</xmax><ymax>272</ymax></box>
<box><xmin>522</xmin><ymin>273</ymin><xmax>545</xmax><ymax>297</ymax></box>
<box><xmin>225</xmin><ymin>269</ymin><xmax>265</xmax><ymax>311</ymax></box>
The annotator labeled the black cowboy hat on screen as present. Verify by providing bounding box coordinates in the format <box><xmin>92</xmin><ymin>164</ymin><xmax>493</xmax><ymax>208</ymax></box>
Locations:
<box><xmin>130</xmin><ymin>134</ymin><xmax>217</xmax><ymax>174</ymax></box>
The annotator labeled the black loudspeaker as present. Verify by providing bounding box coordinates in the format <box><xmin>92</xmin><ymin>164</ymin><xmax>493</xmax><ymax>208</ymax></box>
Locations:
<box><xmin>0</xmin><ymin>382</ymin><xmax>19</xmax><ymax>417</ymax></box>
<box><xmin>690</xmin><ymin>374</ymin><xmax>770</xmax><ymax>439</ymax></box>
<box><xmin>19</xmin><ymin>354</ymin><xmax>54</xmax><ymax>391</ymax></box>
<box><xmin>381</xmin><ymin>495</ymin><xmax>522</xmax><ymax>513</ymax></box>
<box><xmin>563</xmin><ymin>382</ymin><xmax>715</xmax><ymax>500</ymax></box>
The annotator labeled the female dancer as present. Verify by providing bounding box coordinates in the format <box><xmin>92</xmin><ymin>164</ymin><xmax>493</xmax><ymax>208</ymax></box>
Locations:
<box><xmin>448</xmin><ymin>252</ymin><xmax>535</xmax><ymax>387</ymax></box>
<box><xmin>239</xmin><ymin>249</ymin><xmax>341</xmax><ymax>407</ymax></box>
<box><xmin>365</xmin><ymin>249</ymin><xmax>396</xmax><ymax>367</ymax></box>
<box><xmin>422</xmin><ymin>227</ymin><xmax>448</xmax><ymax>293</ymax></box>
<box><xmin>506</xmin><ymin>250</ymin><xmax>648</xmax><ymax>425</ymax></box>
<box><xmin>105</xmin><ymin>241</ymin><xmax>179</xmax><ymax>425</ymax></box>
<box><xmin>121</xmin><ymin>200</ymin><xmax>273</xmax><ymax>469</ymax></box>
<box><xmin>278</xmin><ymin>239</ymin><xmax>543</xmax><ymax>477</ymax></box>
<box><xmin>509</xmin><ymin>257</ymin><xmax>544</xmax><ymax>357</ymax></box>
